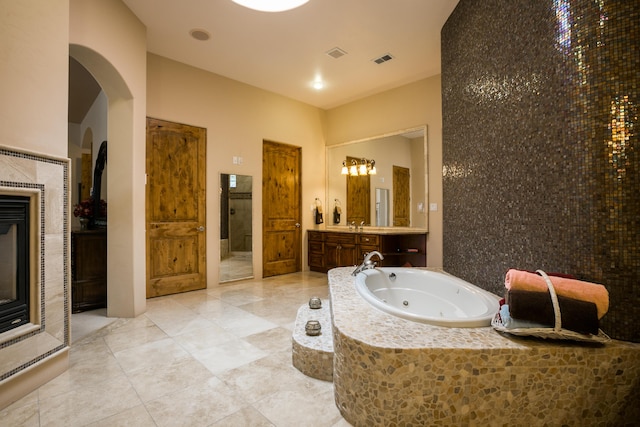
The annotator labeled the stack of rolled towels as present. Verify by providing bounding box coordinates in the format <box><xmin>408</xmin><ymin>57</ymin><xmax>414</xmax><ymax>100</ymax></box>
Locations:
<box><xmin>498</xmin><ymin>269</ymin><xmax>609</xmax><ymax>335</ymax></box>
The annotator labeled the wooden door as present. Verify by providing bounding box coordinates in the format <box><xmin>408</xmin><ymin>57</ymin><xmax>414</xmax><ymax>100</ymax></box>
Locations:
<box><xmin>346</xmin><ymin>156</ymin><xmax>371</xmax><ymax>225</ymax></box>
<box><xmin>262</xmin><ymin>140</ymin><xmax>301</xmax><ymax>277</ymax></box>
<box><xmin>393</xmin><ymin>165</ymin><xmax>410</xmax><ymax>227</ymax></box>
<box><xmin>146</xmin><ymin>118</ymin><xmax>206</xmax><ymax>297</ymax></box>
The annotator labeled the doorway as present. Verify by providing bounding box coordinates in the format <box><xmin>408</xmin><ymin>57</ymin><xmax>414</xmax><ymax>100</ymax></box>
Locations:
<box><xmin>68</xmin><ymin>57</ymin><xmax>111</xmax><ymax>339</ymax></box>
<box><xmin>262</xmin><ymin>140</ymin><xmax>302</xmax><ymax>277</ymax></box>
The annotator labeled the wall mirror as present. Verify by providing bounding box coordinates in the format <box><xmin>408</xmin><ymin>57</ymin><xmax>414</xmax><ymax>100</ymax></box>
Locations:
<box><xmin>220</xmin><ymin>173</ymin><xmax>253</xmax><ymax>282</ymax></box>
<box><xmin>327</xmin><ymin>126</ymin><xmax>428</xmax><ymax>229</ymax></box>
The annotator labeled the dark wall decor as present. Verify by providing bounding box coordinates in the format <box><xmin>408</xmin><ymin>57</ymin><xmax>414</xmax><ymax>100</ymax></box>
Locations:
<box><xmin>442</xmin><ymin>0</ymin><xmax>638</xmax><ymax>341</ymax></box>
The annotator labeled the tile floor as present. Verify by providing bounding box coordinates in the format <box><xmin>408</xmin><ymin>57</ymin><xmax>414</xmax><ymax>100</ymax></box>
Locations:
<box><xmin>2</xmin><ymin>271</ymin><xmax>351</xmax><ymax>427</ymax></box>
<box><xmin>219</xmin><ymin>252</ymin><xmax>253</xmax><ymax>283</ymax></box>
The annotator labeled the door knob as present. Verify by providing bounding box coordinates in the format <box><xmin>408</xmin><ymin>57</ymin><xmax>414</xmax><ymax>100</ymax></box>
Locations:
<box><xmin>197</xmin><ymin>226</ymin><xmax>205</xmax><ymax>232</ymax></box>
<box><xmin>295</xmin><ymin>223</ymin><xmax>301</xmax><ymax>228</ymax></box>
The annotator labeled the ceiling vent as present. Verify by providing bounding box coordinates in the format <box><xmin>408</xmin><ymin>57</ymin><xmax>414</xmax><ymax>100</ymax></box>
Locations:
<box><xmin>373</xmin><ymin>53</ymin><xmax>394</xmax><ymax>64</ymax></box>
<box><xmin>326</xmin><ymin>47</ymin><xmax>348</xmax><ymax>59</ymax></box>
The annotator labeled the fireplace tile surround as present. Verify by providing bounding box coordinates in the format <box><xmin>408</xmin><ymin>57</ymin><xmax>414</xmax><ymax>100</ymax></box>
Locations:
<box><xmin>0</xmin><ymin>145</ymin><xmax>70</xmax><ymax>407</ymax></box>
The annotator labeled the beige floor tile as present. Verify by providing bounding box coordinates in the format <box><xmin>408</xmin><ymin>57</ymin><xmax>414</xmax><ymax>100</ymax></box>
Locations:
<box><xmin>253</xmin><ymin>388</ymin><xmax>343</xmax><ymax>427</ymax></box>
<box><xmin>25</xmin><ymin>272</ymin><xmax>349</xmax><ymax>426</ymax></box>
<box><xmin>190</xmin><ymin>336</ymin><xmax>268</xmax><ymax>374</ymax></box>
<box><xmin>126</xmin><ymin>357</ymin><xmax>214</xmax><ymax>402</ymax></box>
<box><xmin>113</xmin><ymin>337</ymin><xmax>191</xmax><ymax>374</ymax></box>
<box><xmin>172</xmin><ymin>323</ymin><xmax>238</xmax><ymax>353</ymax></box>
<box><xmin>212</xmin><ymin>406</ymin><xmax>276</xmax><ymax>426</ymax></box>
<box><xmin>39</xmin><ymin>372</ymin><xmax>141</xmax><ymax>427</ymax></box>
<box><xmin>103</xmin><ymin>323</ymin><xmax>168</xmax><ymax>353</ymax></box>
<box><xmin>150</xmin><ymin>312</ymin><xmax>218</xmax><ymax>337</ymax></box>
<box><xmin>244</xmin><ymin>326</ymin><xmax>295</xmax><ymax>353</ymax></box>
<box><xmin>38</xmin><ymin>350</ymin><xmax>124</xmax><ymax>398</ymax></box>
<box><xmin>217</xmin><ymin>351</ymin><xmax>330</xmax><ymax>404</ymax></box>
<box><xmin>86</xmin><ymin>404</ymin><xmax>157</xmax><ymax>427</ymax></box>
<box><xmin>145</xmin><ymin>376</ymin><xmax>247</xmax><ymax>427</ymax></box>
<box><xmin>0</xmin><ymin>393</ymin><xmax>40</xmax><ymax>427</ymax></box>
<box><xmin>216</xmin><ymin>287</ymin><xmax>268</xmax><ymax>306</ymax></box>
<box><xmin>71</xmin><ymin>308</ymin><xmax>118</xmax><ymax>343</ymax></box>
<box><xmin>210</xmin><ymin>306</ymin><xmax>279</xmax><ymax>337</ymax></box>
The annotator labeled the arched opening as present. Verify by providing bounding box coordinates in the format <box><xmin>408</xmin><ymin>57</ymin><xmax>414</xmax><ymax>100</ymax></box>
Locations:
<box><xmin>69</xmin><ymin>43</ymin><xmax>145</xmax><ymax>322</ymax></box>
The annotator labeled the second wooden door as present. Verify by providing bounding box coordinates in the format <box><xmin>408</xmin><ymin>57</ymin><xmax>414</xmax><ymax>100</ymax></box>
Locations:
<box><xmin>262</xmin><ymin>140</ymin><xmax>302</xmax><ymax>277</ymax></box>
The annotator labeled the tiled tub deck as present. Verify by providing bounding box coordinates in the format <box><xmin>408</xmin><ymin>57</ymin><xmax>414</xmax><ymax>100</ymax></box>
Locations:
<box><xmin>328</xmin><ymin>268</ymin><xmax>640</xmax><ymax>426</ymax></box>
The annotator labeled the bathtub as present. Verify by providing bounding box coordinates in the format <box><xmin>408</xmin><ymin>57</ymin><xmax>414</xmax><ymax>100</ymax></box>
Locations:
<box><xmin>355</xmin><ymin>267</ymin><xmax>500</xmax><ymax>327</ymax></box>
<box><xmin>328</xmin><ymin>267</ymin><xmax>640</xmax><ymax>426</ymax></box>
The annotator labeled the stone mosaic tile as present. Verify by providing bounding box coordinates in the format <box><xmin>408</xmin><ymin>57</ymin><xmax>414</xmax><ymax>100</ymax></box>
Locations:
<box><xmin>291</xmin><ymin>300</ymin><xmax>333</xmax><ymax>381</ymax></box>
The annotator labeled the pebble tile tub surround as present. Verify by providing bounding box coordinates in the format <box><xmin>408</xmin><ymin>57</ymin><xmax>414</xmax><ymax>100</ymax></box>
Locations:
<box><xmin>292</xmin><ymin>302</ymin><xmax>334</xmax><ymax>381</ymax></box>
<box><xmin>329</xmin><ymin>267</ymin><xmax>640</xmax><ymax>426</ymax></box>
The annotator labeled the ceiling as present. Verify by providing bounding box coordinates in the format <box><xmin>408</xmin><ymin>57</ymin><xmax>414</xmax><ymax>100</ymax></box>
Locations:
<box><xmin>69</xmin><ymin>0</ymin><xmax>459</xmax><ymax>123</ymax></box>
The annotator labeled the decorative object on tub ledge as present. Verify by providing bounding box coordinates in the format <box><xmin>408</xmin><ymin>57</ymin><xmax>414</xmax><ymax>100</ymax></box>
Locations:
<box><xmin>492</xmin><ymin>270</ymin><xmax>610</xmax><ymax>343</ymax></box>
<box><xmin>305</xmin><ymin>320</ymin><xmax>322</xmax><ymax>336</ymax></box>
<box><xmin>308</xmin><ymin>296</ymin><xmax>322</xmax><ymax>309</ymax></box>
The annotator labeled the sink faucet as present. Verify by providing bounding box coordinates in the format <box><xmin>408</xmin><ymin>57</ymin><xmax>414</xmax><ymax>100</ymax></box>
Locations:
<box><xmin>359</xmin><ymin>221</ymin><xmax>365</xmax><ymax>231</ymax></box>
<box><xmin>352</xmin><ymin>251</ymin><xmax>384</xmax><ymax>275</ymax></box>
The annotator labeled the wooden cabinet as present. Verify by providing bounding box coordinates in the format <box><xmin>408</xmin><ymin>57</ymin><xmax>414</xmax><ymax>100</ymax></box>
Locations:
<box><xmin>71</xmin><ymin>230</ymin><xmax>107</xmax><ymax>313</ymax></box>
<box><xmin>308</xmin><ymin>230</ymin><xmax>426</xmax><ymax>273</ymax></box>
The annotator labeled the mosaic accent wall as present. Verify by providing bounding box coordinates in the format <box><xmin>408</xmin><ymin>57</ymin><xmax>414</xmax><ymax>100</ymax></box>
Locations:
<box><xmin>442</xmin><ymin>0</ymin><xmax>639</xmax><ymax>341</ymax></box>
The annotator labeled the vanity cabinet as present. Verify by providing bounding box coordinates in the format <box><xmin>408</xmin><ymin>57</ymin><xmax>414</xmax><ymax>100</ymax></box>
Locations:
<box><xmin>308</xmin><ymin>230</ymin><xmax>426</xmax><ymax>273</ymax></box>
<box><xmin>71</xmin><ymin>229</ymin><xmax>107</xmax><ymax>313</ymax></box>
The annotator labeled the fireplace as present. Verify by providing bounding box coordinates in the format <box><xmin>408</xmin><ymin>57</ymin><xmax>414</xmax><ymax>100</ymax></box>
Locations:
<box><xmin>0</xmin><ymin>195</ymin><xmax>30</xmax><ymax>334</ymax></box>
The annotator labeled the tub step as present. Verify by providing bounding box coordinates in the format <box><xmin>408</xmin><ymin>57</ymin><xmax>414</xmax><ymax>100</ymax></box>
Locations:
<box><xmin>291</xmin><ymin>300</ymin><xmax>334</xmax><ymax>381</ymax></box>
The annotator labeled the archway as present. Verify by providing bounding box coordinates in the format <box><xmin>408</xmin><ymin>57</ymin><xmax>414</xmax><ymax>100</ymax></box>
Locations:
<box><xmin>69</xmin><ymin>44</ymin><xmax>146</xmax><ymax>319</ymax></box>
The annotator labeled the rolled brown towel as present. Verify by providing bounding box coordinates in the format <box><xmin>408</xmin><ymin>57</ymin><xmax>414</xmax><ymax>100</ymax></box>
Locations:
<box><xmin>506</xmin><ymin>290</ymin><xmax>599</xmax><ymax>335</ymax></box>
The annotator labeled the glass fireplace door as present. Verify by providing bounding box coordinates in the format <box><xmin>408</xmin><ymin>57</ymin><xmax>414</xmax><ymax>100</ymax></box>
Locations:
<box><xmin>0</xmin><ymin>195</ymin><xmax>30</xmax><ymax>333</ymax></box>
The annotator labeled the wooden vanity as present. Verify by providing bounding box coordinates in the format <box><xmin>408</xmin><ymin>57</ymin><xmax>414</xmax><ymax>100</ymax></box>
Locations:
<box><xmin>71</xmin><ymin>229</ymin><xmax>107</xmax><ymax>313</ymax></box>
<box><xmin>307</xmin><ymin>228</ymin><xmax>427</xmax><ymax>273</ymax></box>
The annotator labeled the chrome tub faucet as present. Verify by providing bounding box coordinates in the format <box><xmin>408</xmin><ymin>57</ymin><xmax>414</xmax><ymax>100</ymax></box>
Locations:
<box><xmin>352</xmin><ymin>251</ymin><xmax>384</xmax><ymax>275</ymax></box>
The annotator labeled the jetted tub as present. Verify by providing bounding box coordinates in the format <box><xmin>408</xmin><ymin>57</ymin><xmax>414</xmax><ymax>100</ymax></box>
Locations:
<box><xmin>355</xmin><ymin>267</ymin><xmax>500</xmax><ymax>327</ymax></box>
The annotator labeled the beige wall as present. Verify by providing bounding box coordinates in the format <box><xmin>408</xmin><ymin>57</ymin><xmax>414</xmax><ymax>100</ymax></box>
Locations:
<box><xmin>146</xmin><ymin>53</ymin><xmax>327</xmax><ymax>282</ymax></box>
<box><xmin>0</xmin><ymin>0</ymin><xmax>71</xmax><ymax>409</ymax></box>
<box><xmin>325</xmin><ymin>77</ymin><xmax>444</xmax><ymax>267</ymax></box>
<box><xmin>0</xmin><ymin>0</ymin><xmax>69</xmax><ymax>158</ymax></box>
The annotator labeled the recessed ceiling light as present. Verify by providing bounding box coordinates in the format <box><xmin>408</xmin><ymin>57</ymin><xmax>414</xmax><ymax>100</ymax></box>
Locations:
<box><xmin>313</xmin><ymin>80</ymin><xmax>324</xmax><ymax>90</ymax></box>
<box><xmin>231</xmin><ymin>0</ymin><xmax>310</xmax><ymax>12</ymax></box>
<box><xmin>189</xmin><ymin>29</ymin><xmax>211</xmax><ymax>41</ymax></box>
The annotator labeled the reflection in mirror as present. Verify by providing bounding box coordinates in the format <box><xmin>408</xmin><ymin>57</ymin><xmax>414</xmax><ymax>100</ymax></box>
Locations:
<box><xmin>327</xmin><ymin>126</ymin><xmax>428</xmax><ymax>229</ymax></box>
<box><xmin>220</xmin><ymin>174</ymin><xmax>253</xmax><ymax>282</ymax></box>
<box><xmin>375</xmin><ymin>188</ymin><xmax>389</xmax><ymax>226</ymax></box>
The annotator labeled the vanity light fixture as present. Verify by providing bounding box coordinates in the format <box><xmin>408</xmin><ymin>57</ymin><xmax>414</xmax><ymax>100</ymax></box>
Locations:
<box><xmin>358</xmin><ymin>159</ymin><xmax>368</xmax><ymax>175</ymax></box>
<box><xmin>231</xmin><ymin>0</ymin><xmax>310</xmax><ymax>12</ymax></box>
<box><xmin>341</xmin><ymin>160</ymin><xmax>349</xmax><ymax>175</ymax></box>
<box><xmin>341</xmin><ymin>159</ymin><xmax>376</xmax><ymax>176</ymax></box>
<box><xmin>349</xmin><ymin>160</ymin><xmax>358</xmax><ymax>176</ymax></box>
